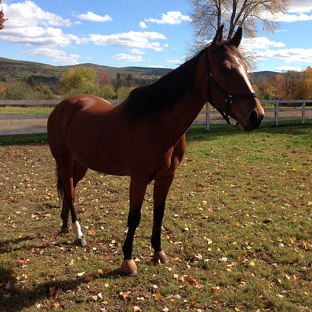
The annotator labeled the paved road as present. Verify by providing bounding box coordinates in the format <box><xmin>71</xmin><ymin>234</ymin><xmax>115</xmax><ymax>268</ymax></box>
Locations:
<box><xmin>0</xmin><ymin>116</ymin><xmax>48</xmax><ymax>135</ymax></box>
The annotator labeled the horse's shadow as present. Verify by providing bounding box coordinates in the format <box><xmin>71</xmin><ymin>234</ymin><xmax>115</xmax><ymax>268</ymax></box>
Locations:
<box><xmin>0</xmin><ymin>264</ymin><xmax>121</xmax><ymax>312</ymax></box>
<box><xmin>0</xmin><ymin>236</ymin><xmax>35</xmax><ymax>254</ymax></box>
<box><xmin>0</xmin><ymin>235</ymin><xmax>124</xmax><ymax>311</ymax></box>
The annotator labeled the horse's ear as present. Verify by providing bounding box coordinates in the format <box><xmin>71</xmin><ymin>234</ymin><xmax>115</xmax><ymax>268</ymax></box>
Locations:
<box><xmin>230</xmin><ymin>27</ymin><xmax>242</xmax><ymax>48</ymax></box>
<box><xmin>211</xmin><ymin>25</ymin><xmax>224</xmax><ymax>50</ymax></box>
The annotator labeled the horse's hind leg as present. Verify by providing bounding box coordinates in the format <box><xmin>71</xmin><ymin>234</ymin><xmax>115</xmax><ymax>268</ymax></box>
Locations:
<box><xmin>58</xmin><ymin>160</ymin><xmax>88</xmax><ymax>246</ymax></box>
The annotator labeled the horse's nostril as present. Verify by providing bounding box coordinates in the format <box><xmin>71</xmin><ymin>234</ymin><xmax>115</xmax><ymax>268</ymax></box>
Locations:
<box><xmin>249</xmin><ymin>110</ymin><xmax>259</xmax><ymax>127</ymax></box>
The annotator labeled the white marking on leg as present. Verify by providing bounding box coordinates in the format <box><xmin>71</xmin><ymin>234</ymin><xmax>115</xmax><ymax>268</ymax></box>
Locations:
<box><xmin>72</xmin><ymin>221</ymin><xmax>84</xmax><ymax>240</ymax></box>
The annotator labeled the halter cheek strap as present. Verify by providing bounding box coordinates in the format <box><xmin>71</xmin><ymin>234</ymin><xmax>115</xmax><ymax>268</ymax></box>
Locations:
<box><xmin>205</xmin><ymin>50</ymin><xmax>258</xmax><ymax>126</ymax></box>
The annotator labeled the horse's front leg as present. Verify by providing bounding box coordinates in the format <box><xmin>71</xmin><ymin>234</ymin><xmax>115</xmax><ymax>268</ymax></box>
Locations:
<box><xmin>151</xmin><ymin>173</ymin><xmax>175</xmax><ymax>264</ymax></box>
<box><xmin>121</xmin><ymin>177</ymin><xmax>148</xmax><ymax>275</ymax></box>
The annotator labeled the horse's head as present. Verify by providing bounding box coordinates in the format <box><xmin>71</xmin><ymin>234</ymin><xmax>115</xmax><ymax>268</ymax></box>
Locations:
<box><xmin>206</xmin><ymin>25</ymin><xmax>264</xmax><ymax>131</ymax></box>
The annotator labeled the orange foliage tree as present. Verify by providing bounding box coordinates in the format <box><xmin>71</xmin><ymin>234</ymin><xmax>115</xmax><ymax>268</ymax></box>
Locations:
<box><xmin>0</xmin><ymin>0</ymin><xmax>6</xmax><ymax>30</ymax></box>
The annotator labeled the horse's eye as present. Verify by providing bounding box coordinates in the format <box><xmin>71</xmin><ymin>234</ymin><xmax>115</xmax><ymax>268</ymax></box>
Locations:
<box><xmin>219</xmin><ymin>66</ymin><xmax>228</xmax><ymax>74</ymax></box>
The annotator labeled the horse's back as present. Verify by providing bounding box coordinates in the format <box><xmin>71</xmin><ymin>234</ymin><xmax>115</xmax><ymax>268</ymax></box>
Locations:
<box><xmin>47</xmin><ymin>94</ymin><xmax>129</xmax><ymax>174</ymax></box>
<box><xmin>49</xmin><ymin>94</ymin><xmax>113</xmax><ymax>120</ymax></box>
<box><xmin>48</xmin><ymin>94</ymin><xmax>116</xmax><ymax>131</ymax></box>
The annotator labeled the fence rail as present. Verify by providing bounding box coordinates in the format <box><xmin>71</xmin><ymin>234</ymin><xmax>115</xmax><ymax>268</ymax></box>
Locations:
<box><xmin>0</xmin><ymin>99</ymin><xmax>311</xmax><ymax>135</ymax></box>
<box><xmin>199</xmin><ymin>99</ymin><xmax>312</xmax><ymax>130</ymax></box>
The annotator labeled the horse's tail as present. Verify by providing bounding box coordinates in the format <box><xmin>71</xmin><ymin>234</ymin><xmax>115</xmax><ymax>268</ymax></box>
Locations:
<box><xmin>56</xmin><ymin>167</ymin><xmax>64</xmax><ymax>201</ymax></box>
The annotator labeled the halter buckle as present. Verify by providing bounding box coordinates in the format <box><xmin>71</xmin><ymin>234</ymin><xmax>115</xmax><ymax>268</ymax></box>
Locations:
<box><xmin>226</xmin><ymin>95</ymin><xmax>233</xmax><ymax>104</ymax></box>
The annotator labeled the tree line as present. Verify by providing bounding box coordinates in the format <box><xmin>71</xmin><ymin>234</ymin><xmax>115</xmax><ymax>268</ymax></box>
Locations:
<box><xmin>251</xmin><ymin>67</ymin><xmax>312</xmax><ymax>100</ymax></box>
<box><xmin>0</xmin><ymin>65</ymin><xmax>311</xmax><ymax>101</ymax></box>
<box><xmin>0</xmin><ymin>66</ymin><xmax>156</xmax><ymax>100</ymax></box>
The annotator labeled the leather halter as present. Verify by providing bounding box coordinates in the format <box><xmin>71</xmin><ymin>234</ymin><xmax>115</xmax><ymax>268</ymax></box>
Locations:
<box><xmin>205</xmin><ymin>50</ymin><xmax>258</xmax><ymax>125</ymax></box>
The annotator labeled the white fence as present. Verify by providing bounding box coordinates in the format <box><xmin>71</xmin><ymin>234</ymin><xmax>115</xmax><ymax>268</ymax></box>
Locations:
<box><xmin>197</xmin><ymin>99</ymin><xmax>312</xmax><ymax>130</ymax></box>
<box><xmin>0</xmin><ymin>99</ymin><xmax>311</xmax><ymax>135</ymax></box>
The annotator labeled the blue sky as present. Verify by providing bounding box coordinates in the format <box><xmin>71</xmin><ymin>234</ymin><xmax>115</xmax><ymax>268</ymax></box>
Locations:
<box><xmin>0</xmin><ymin>0</ymin><xmax>311</xmax><ymax>72</ymax></box>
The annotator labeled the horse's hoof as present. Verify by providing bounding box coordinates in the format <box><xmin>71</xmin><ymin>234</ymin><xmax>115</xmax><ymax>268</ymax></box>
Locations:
<box><xmin>120</xmin><ymin>259</ymin><xmax>138</xmax><ymax>275</ymax></box>
<box><xmin>61</xmin><ymin>227</ymin><xmax>70</xmax><ymax>233</ymax></box>
<box><xmin>74</xmin><ymin>236</ymin><xmax>87</xmax><ymax>247</ymax></box>
<box><xmin>152</xmin><ymin>251</ymin><xmax>168</xmax><ymax>264</ymax></box>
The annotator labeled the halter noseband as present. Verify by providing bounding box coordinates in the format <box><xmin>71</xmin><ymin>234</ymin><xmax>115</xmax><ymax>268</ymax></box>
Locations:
<box><xmin>205</xmin><ymin>50</ymin><xmax>258</xmax><ymax>126</ymax></box>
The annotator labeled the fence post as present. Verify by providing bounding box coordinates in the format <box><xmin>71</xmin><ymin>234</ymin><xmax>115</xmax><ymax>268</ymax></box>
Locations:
<box><xmin>302</xmin><ymin>100</ymin><xmax>306</xmax><ymax>124</ymax></box>
<box><xmin>206</xmin><ymin>102</ymin><xmax>210</xmax><ymax>131</ymax></box>
<box><xmin>275</xmin><ymin>98</ymin><xmax>279</xmax><ymax>126</ymax></box>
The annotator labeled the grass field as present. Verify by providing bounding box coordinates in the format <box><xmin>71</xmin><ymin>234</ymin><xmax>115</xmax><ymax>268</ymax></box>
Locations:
<box><xmin>0</xmin><ymin>123</ymin><xmax>312</xmax><ymax>311</ymax></box>
<box><xmin>0</xmin><ymin>106</ymin><xmax>54</xmax><ymax>115</ymax></box>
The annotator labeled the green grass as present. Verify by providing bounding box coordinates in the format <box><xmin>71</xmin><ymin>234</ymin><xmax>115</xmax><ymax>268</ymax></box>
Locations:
<box><xmin>0</xmin><ymin>123</ymin><xmax>312</xmax><ymax>311</ymax></box>
<box><xmin>0</xmin><ymin>106</ymin><xmax>54</xmax><ymax>115</ymax></box>
<box><xmin>0</xmin><ymin>133</ymin><xmax>48</xmax><ymax>146</ymax></box>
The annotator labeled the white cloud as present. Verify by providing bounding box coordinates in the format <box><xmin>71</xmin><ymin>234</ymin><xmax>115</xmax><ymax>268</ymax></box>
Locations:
<box><xmin>259</xmin><ymin>48</ymin><xmax>312</xmax><ymax>64</ymax></box>
<box><xmin>143</xmin><ymin>11</ymin><xmax>191</xmax><ymax>25</ymax></box>
<box><xmin>274</xmin><ymin>65</ymin><xmax>305</xmax><ymax>72</ymax></box>
<box><xmin>0</xmin><ymin>27</ymin><xmax>73</xmax><ymax>46</ymax></box>
<box><xmin>242</xmin><ymin>37</ymin><xmax>285</xmax><ymax>50</ymax></box>
<box><xmin>89</xmin><ymin>31</ymin><xmax>167</xmax><ymax>51</ymax></box>
<box><xmin>130</xmin><ymin>48</ymin><xmax>145</xmax><ymax>55</ymax></box>
<box><xmin>0</xmin><ymin>1</ymin><xmax>74</xmax><ymax>47</ymax></box>
<box><xmin>261</xmin><ymin>1</ymin><xmax>312</xmax><ymax>23</ymax></box>
<box><xmin>139</xmin><ymin>21</ymin><xmax>148</xmax><ymax>29</ymax></box>
<box><xmin>289</xmin><ymin>0</ymin><xmax>312</xmax><ymax>13</ymax></box>
<box><xmin>242</xmin><ymin>37</ymin><xmax>312</xmax><ymax>69</ymax></box>
<box><xmin>112</xmin><ymin>53</ymin><xmax>144</xmax><ymax>62</ymax></box>
<box><xmin>76</xmin><ymin>12</ymin><xmax>112</xmax><ymax>22</ymax></box>
<box><xmin>2</xmin><ymin>0</ymin><xmax>72</xmax><ymax>28</ymax></box>
<box><xmin>166</xmin><ymin>58</ymin><xmax>183</xmax><ymax>64</ymax></box>
<box><xmin>24</xmin><ymin>47</ymin><xmax>80</xmax><ymax>65</ymax></box>
<box><xmin>150</xmin><ymin>64</ymin><xmax>165</xmax><ymax>68</ymax></box>
<box><xmin>274</xmin><ymin>12</ymin><xmax>312</xmax><ymax>22</ymax></box>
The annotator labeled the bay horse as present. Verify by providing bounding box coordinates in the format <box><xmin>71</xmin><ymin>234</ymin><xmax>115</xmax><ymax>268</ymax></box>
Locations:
<box><xmin>47</xmin><ymin>26</ymin><xmax>264</xmax><ymax>275</ymax></box>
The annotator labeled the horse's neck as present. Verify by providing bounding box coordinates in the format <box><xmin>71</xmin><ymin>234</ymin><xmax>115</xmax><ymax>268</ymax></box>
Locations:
<box><xmin>166</xmin><ymin>58</ymin><xmax>207</xmax><ymax>140</ymax></box>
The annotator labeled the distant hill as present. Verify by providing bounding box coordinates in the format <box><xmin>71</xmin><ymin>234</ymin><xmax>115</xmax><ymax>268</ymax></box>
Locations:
<box><xmin>0</xmin><ymin>57</ymin><xmax>172</xmax><ymax>82</ymax></box>
<box><xmin>0</xmin><ymin>56</ymin><xmax>277</xmax><ymax>84</ymax></box>
<box><xmin>251</xmin><ymin>71</ymin><xmax>279</xmax><ymax>79</ymax></box>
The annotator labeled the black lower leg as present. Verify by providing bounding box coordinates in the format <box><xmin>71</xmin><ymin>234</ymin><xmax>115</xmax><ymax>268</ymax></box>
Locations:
<box><xmin>122</xmin><ymin>210</ymin><xmax>141</xmax><ymax>260</ymax></box>
<box><xmin>151</xmin><ymin>204</ymin><xmax>165</xmax><ymax>253</ymax></box>
<box><xmin>60</xmin><ymin>200</ymin><xmax>70</xmax><ymax>232</ymax></box>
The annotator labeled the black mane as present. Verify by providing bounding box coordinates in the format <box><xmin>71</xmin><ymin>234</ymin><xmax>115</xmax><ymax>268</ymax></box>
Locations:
<box><xmin>122</xmin><ymin>47</ymin><xmax>208</xmax><ymax>120</ymax></box>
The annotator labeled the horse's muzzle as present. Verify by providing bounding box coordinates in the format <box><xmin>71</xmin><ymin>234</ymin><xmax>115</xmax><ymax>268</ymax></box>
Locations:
<box><xmin>240</xmin><ymin>109</ymin><xmax>264</xmax><ymax>131</ymax></box>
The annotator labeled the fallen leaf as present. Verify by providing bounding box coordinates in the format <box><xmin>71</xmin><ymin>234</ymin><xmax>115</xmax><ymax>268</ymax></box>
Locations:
<box><xmin>154</xmin><ymin>293</ymin><xmax>162</xmax><ymax>300</ymax></box>
<box><xmin>76</xmin><ymin>272</ymin><xmax>85</xmax><ymax>277</ymax></box>
<box><xmin>53</xmin><ymin>301</ymin><xmax>62</xmax><ymax>309</ymax></box>
<box><xmin>5</xmin><ymin>281</ymin><xmax>11</xmax><ymax>290</ymax></box>
<box><xmin>119</xmin><ymin>291</ymin><xmax>131</xmax><ymax>301</ymax></box>
<box><xmin>18</xmin><ymin>258</ymin><xmax>28</xmax><ymax>264</ymax></box>
<box><xmin>49</xmin><ymin>285</ymin><xmax>56</xmax><ymax>296</ymax></box>
<box><xmin>85</xmin><ymin>274</ymin><xmax>93</xmax><ymax>282</ymax></box>
<box><xmin>88</xmin><ymin>229</ymin><xmax>96</xmax><ymax>236</ymax></box>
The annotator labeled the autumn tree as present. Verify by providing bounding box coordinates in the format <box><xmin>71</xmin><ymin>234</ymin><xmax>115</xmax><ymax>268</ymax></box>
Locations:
<box><xmin>98</xmin><ymin>73</ymin><xmax>112</xmax><ymax>88</ymax></box>
<box><xmin>0</xmin><ymin>0</ymin><xmax>6</xmax><ymax>29</ymax></box>
<box><xmin>293</xmin><ymin>67</ymin><xmax>312</xmax><ymax>100</ymax></box>
<box><xmin>255</xmin><ymin>74</ymin><xmax>278</xmax><ymax>99</ymax></box>
<box><xmin>190</xmin><ymin>0</ymin><xmax>289</xmax><ymax>43</ymax></box>
<box><xmin>59</xmin><ymin>67</ymin><xmax>97</xmax><ymax>95</ymax></box>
